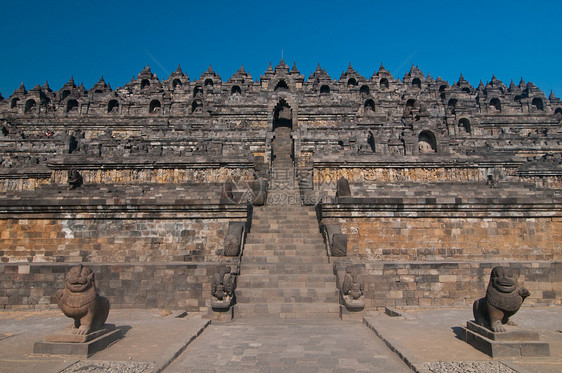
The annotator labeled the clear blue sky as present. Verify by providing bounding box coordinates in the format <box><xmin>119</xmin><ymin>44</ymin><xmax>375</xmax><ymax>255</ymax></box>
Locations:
<box><xmin>1</xmin><ymin>0</ymin><xmax>560</xmax><ymax>98</ymax></box>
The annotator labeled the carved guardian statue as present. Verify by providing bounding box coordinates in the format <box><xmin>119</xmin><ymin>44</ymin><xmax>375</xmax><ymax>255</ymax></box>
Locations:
<box><xmin>56</xmin><ymin>265</ymin><xmax>110</xmax><ymax>335</ymax></box>
<box><xmin>211</xmin><ymin>263</ymin><xmax>236</xmax><ymax>309</ymax></box>
<box><xmin>341</xmin><ymin>264</ymin><xmax>365</xmax><ymax>309</ymax></box>
<box><xmin>473</xmin><ymin>266</ymin><xmax>530</xmax><ymax>332</ymax></box>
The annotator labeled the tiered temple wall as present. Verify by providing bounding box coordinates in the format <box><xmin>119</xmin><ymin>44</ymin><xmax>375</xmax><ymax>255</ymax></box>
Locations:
<box><xmin>0</xmin><ymin>61</ymin><xmax>560</xmax><ymax>309</ymax></box>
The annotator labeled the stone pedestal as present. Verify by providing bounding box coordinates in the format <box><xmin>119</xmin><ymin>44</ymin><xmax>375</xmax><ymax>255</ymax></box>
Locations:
<box><xmin>339</xmin><ymin>305</ymin><xmax>364</xmax><ymax>320</ymax></box>
<box><xmin>34</xmin><ymin>324</ymin><xmax>121</xmax><ymax>357</ymax></box>
<box><xmin>208</xmin><ymin>307</ymin><xmax>233</xmax><ymax>321</ymax></box>
<box><xmin>460</xmin><ymin>320</ymin><xmax>550</xmax><ymax>357</ymax></box>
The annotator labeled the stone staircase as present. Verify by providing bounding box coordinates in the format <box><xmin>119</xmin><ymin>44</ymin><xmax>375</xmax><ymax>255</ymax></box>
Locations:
<box><xmin>234</xmin><ymin>205</ymin><xmax>340</xmax><ymax>319</ymax></box>
<box><xmin>268</xmin><ymin>127</ymin><xmax>301</xmax><ymax>205</ymax></box>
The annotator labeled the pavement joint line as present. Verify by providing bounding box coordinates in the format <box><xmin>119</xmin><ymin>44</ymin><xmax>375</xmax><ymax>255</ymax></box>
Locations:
<box><xmin>363</xmin><ymin>316</ymin><xmax>431</xmax><ymax>373</ymax></box>
<box><xmin>155</xmin><ymin>319</ymin><xmax>211</xmax><ymax>373</ymax></box>
<box><xmin>499</xmin><ymin>360</ymin><xmax>534</xmax><ymax>373</ymax></box>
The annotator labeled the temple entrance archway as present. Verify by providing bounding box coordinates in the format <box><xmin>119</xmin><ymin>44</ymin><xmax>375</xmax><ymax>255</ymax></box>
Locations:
<box><xmin>271</xmin><ymin>99</ymin><xmax>294</xmax><ymax>163</ymax></box>
<box><xmin>273</xmin><ymin>99</ymin><xmax>292</xmax><ymax>130</ymax></box>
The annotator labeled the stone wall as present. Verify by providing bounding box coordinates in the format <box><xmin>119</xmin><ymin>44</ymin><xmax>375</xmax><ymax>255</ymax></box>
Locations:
<box><xmin>0</xmin><ymin>177</ymin><xmax>51</xmax><ymax>192</ymax></box>
<box><xmin>0</xmin><ymin>218</ymin><xmax>230</xmax><ymax>263</ymax></box>
<box><xmin>347</xmin><ymin>260</ymin><xmax>562</xmax><ymax>309</ymax></box>
<box><xmin>337</xmin><ymin>217</ymin><xmax>561</xmax><ymax>261</ymax></box>
<box><xmin>314</xmin><ymin>166</ymin><xmax>488</xmax><ymax>185</ymax></box>
<box><xmin>2</xmin><ymin>261</ymin><xmax>559</xmax><ymax>311</ymax></box>
<box><xmin>51</xmin><ymin>167</ymin><xmax>254</xmax><ymax>185</ymax></box>
<box><xmin>0</xmin><ymin>262</ymin><xmax>217</xmax><ymax>311</ymax></box>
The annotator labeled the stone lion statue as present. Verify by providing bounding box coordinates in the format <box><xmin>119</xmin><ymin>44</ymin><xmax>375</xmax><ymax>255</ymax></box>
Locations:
<box><xmin>56</xmin><ymin>265</ymin><xmax>110</xmax><ymax>335</ymax></box>
<box><xmin>473</xmin><ymin>266</ymin><xmax>530</xmax><ymax>332</ymax></box>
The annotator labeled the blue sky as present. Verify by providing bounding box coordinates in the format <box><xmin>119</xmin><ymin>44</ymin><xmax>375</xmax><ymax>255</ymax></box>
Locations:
<box><xmin>1</xmin><ymin>0</ymin><xmax>560</xmax><ymax>98</ymax></box>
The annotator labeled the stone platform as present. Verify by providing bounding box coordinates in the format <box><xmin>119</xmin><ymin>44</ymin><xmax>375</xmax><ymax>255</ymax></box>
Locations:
<box><xmin>460</xmin><ymin>320</ymin><xmax>550</xmax><ymax>358</ymax></box>
<box><xmin>33</xmin><ymin>325</ymin><xmax>122</xmax><ymax>357</ymax></box>
<box><xmin>1</xmin><ymin>307</ymin><xmax>561</xmax><ymax>373</ymax></box>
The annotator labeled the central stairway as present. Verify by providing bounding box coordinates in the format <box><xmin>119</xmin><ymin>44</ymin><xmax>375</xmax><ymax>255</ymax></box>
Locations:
<box><xmin>234</xmin><ymin>205</ymin><xmax>340</xmax><ymax>319</ymax></box>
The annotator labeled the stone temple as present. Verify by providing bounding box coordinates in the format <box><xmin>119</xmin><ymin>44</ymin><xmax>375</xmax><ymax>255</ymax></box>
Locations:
<box><xmin>0</xmin><ymin>60</ymin><xmax>560</xmax><ymax>317</ymax></box>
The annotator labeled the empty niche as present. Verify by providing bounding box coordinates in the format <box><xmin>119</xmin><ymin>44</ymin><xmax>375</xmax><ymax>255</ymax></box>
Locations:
<box><xmin>10</xmin><ymin>97</ymin><xmax>19</xmax><ymax>109</ymax></box>
<box><xmin>447</xmin><ymin>98</ymin><xmax>457</xmax><ymax>113</ymax></box>
<box><xmin>458</xmin><ymin>118</ymin><xmax>471</xmax><ymax>134</ymax></box>
<box><xmin>418</xmin><ymin>131</ymin><xmax>437</xmax><ymax>153</ymax></box>
<box><xmin>61</xmin><ymin>90</ymin><xmax>71</xmax><ymax>100</ymax></box>
<box><xmin>149</xmin><ymin>100</ymin><xmax>161</xmax><ymax>114</ymax></box>
<box><xmin>490</xmin><ymin>97</ymin><xmax>501</xmax><ymax>111</ymax></box>
<box><xmin>320</xmin><ymin>85</ymin><xmax>330</xmax><ymax>96</ymax></box>
<box><xmin>274</xmin><ymin>79</ymin><xmax>289</xmax><ymax>91</ymax></box>
<box><xmin>555</xmin><ymin>107</ymin><xmax>562</xmax><ymax>118</ymax></box>
<box><xmin>108</xmin><ymin>100</ymin><xmax>119</xmax><ymax>113</ymax></box>
<box><xmin>66</xmin><ymin>99</ymin><xmax>79</xmax><ymax>113</ymax></box>
<box><xmin>379</xmin><ymin>78</ymin><xmax>389</xmax><ymax>90</ymax></box>
<box><xmin>532</xmin><ymin>97</ymin><xmax>544</xmax><ymax>111</ymax></box>
<box><xmin>273</xmin><ymin>99</ymin><xmax>292</xmax><ymax>130</ymax></box>
<box><xmin>68</xmin><ymin>135</ymin><xmax>79</xmax><ymax>154</ymax></box>
<box><xmin>141</xmin><ymin>79</ymin><xmax>150</xmax><ymax>90</ymax></box>
<box><xmin>360</xmin><ymin>85</ymin><xmax>370</xmax><ymax>97</ymax></box>
<box><xmin>25</xmin><ymin>99</ymin><xmax>36</xmax><ymax>113</ymax></box>
<box><xmin>367</xmin><ymin>132</ymin><xmax>375</xmax><ymax>152</ymax></box>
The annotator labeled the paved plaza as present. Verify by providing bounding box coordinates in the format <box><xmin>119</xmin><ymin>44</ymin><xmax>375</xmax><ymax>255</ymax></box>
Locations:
<box><xmin>165</xmin><ymin>318</ymin><xmax>411</xmax><ymax>372</ymax></box>
<box><xmin>0</xmin><ymin>306</ymin><xmax>561</xmax><ymax>373</ymax></box>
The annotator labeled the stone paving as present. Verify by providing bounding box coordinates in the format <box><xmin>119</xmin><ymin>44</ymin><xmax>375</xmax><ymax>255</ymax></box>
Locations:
<box><xmin>1</xmin><ymin>306</ymin><xmax>561</xmax><ymax>372</ymax></box>
<box><xmin>364</xmin><ymin>306</ymin><xmax>562</xmax><ymax>373</ymax></box>
<box><xmin>164</xmin><ymin>318</ymin><xmax>411</xmax><ymax>373</ymax></box>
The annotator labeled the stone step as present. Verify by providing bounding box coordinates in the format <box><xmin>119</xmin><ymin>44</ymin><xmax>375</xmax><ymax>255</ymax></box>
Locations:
<box><xmin>252</xmin><ymin>207</ymin><xmax>314</xmax><ymax>214</ymax></box>
<box><xmin>252</xmin><ymin>215</ymin><xmax>317</xmax><ymax>221</ymax></box>
<box><xmin>242</xmin><ymin>252</ymin><xmax>326</xmax><ymax>259</ymax></box>
<box><xmin>237</xmin><ymin>273</ymin><xmax>336</xmax><ymax>286</ymax></box>
<box><xmin>240</xmin><ymin>263</ymin><xmax>333</xmax><ymax>274</ymax></box>
<box><xmin>244</xmin><ymin>237</ymin><xmax>323</xmax><ymax>244</ymax></box>
<box><xmin>244</xmin><ymin>243</ymin><xmax>325</xmax><ymax>248</ymax></box>
<box><xmin>250</xmin><ymin>223</ymin><xmax>317</xmax><ymax>228</ymax></box>
<box><xmin>235</xmin><ymin>288</ymin><xmax>339</xmax><ymax>304</ymax></box>
<box><xmin>240</xmin><ymin>256</ymin><xmax>329</xmax><ymax>264</ymax></box>
<box><xmin>233</xmin><ymin>303</ymin><xmax>340</xmax><ymax>319</ymax></box>
<box><xmin>251</xmin><ymin>216</ymin><xmax>317</xmax><ymax>222</ymax></box>
<box><xmin>236</xmin><ymin>282</ymin><xmax>337</xmax><ymax>293</ymax></box>
<box><xmin>243</xmin><ymin>248</ymin><xmax>325</xmax><ymax>256</ymax></box>
<box><xmin>244</xmin><ymin>243</ymin><xmax>324</xmax><ymax>250</ymax></box>
<box><xmin>243</xmin><ymin>247</ymin><xmax>325</xmax><ymax>253</ymax></box>
<box><xmin>250</xmin><ymin>220</ymin><xmax>318</xmax><ymax>226</ymax></box>
<box><xmin>253</xmin><ymin>208</ymin><xmax>313</xmax><ymax>213</ymax></box>
<box><xmin>251</xmin><ymin>224</ymin><xmax>318</xmax><ymax>231</ymax></box>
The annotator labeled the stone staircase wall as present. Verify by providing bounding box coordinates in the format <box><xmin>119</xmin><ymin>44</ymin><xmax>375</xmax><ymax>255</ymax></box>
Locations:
<box><xmin>234</xmin><ymin>205</ymin><xmax>339</xmax><ymax>318</ymax></box>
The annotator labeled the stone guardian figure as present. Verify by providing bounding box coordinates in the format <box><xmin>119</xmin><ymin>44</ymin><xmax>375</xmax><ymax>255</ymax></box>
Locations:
<box><xmin>56</xmin><ymin>265</ymin><xmax>110</xmax><ymax>335</ymax></box>
<box><xmin>473</xmin><ymin>266</ymin><xmax>530</xmax><ymax>332</ymax></box>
